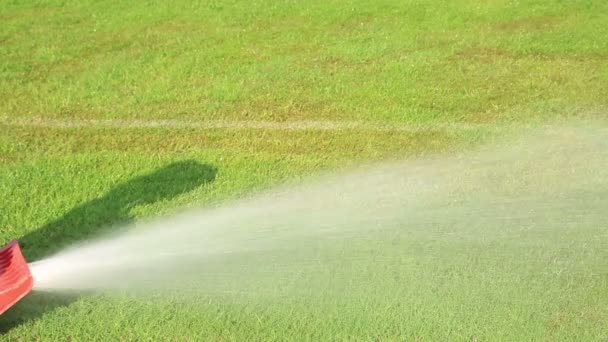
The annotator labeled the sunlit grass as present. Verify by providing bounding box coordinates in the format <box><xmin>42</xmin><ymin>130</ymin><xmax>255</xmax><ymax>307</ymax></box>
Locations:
<box><xmin>1</xmin><ymin>0</ymin><xmax>607</xmax><ymax>340</ymax></box>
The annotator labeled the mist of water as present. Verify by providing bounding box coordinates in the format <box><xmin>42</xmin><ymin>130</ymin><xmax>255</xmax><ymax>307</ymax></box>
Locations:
<box><xmin>29</xmin><ymin>122</ymin><xmax>608</xmax><ymax>297</ymax></box>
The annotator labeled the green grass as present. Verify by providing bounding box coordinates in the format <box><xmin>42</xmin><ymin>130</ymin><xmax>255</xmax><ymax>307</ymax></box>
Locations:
<box><xmin>2</xmin><ymin>0</ymin><xmax>607</xmax><ymax>123</ymax></box>
<box><xmin>1</xmin><ymin>0</ymin><xmax>608</xmax><ymax>340</ymax></box>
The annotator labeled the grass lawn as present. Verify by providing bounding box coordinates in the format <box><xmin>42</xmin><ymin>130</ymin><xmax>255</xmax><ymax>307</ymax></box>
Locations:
<box><xmin>1</xmin><ymin>0</ymin><xmax>608</xmax><ymax>340</ymax></box>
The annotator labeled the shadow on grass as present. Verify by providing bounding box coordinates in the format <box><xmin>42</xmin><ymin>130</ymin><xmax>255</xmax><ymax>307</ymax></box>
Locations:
<box><xmin>0</xmin><ymin>160</ymin><xmax>216</xmax><ymax>334</ymax></box>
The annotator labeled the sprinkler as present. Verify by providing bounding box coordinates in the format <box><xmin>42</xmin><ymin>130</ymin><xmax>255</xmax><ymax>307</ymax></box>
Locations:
<box><xmin>0</xmin><ymin>240</ymin><xmax>33</xmax><ymax>315</ymax></box>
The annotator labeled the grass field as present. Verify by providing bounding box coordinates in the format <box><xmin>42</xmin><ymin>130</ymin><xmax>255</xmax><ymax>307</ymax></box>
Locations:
<box><xmin>1</xmin><ymin>0</ymin><xmax>608</xmax><ymax>340</ymax></box>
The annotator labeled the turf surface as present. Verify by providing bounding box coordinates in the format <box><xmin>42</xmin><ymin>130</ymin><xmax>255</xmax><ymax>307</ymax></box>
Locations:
<box><xmin>1</xmin><ymin>0</ymin><xmax>608</xmax><ymax>340</ymax></box>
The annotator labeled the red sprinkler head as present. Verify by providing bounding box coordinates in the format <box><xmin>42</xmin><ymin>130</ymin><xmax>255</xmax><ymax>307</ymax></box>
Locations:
<box><xmin>0</xmin><ymin>240</ymin><xmax>33</xmax><ymax>315</ymax></box>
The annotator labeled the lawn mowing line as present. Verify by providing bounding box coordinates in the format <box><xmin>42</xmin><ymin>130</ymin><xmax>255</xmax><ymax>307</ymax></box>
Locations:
<box><xmin>0</xmin><ymin>117</ymin><xmax>503</xmax><ymax>133</ymax></box>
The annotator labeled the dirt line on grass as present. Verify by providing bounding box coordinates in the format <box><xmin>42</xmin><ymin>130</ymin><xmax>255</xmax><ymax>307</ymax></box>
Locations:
<box><xmin>0</xmin><ymin>117</ymin><xmax>501</xmax><ymax>132</ymax></box>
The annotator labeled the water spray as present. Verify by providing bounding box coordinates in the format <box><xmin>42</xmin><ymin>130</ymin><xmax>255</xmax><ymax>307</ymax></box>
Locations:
<box><xmin>2</xmin><ymin>122</ymin><xmax>606</xmax><ymax>316</ymax></box>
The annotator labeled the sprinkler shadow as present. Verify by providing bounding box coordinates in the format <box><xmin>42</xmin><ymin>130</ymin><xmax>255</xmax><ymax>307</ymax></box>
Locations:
<box><xmin>0</xmin><ymin>160</ymin><xmax>216</xmax><ymax>334</ymax></box>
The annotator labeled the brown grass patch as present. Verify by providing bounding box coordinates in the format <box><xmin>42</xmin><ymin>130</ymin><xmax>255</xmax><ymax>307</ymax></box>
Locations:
<box><xmin>493</xmin><ymin>16</ymin><xmax>562</xmax><ymax>33</ymax></box>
